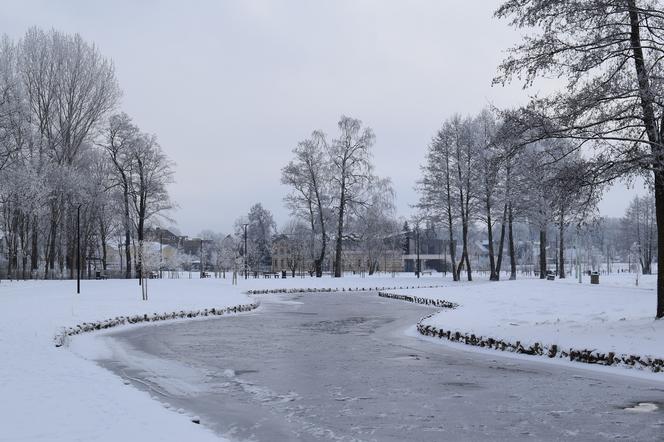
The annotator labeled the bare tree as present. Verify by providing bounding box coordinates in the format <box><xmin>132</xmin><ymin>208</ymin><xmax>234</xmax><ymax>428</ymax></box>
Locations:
<box><xmin>549</xmin><ymin>156</ymin><xmax>601</xmax><ymax>278</ymax></box>
<box><xmin>281</xmin><ymin>220</ymin><xmax>309</xmax><ymax>277</ymax></box>
<box><xmin>474</xmin><ymin>110</ymin><xmax>502</xmax><ymax>280</ymax></box>
<box><xmin>354</xmin><ymin>178</ymin><xmax>397</xmax><ymax>275</ymax></box>
<box><xmin>418</xmin><ymin>121</ymin><xmax>460</xmax><ymax>280</ymax></box>
<box><xmin>235</xmin><ymin>203</ymin><xmax>276</xmax><ymax>273</ymax></box>
<box><xmin>328</xmin><ymin>116</ymin><xmax>375</xmax><ymax>277</ymax></box>
<box><xmin>451</xmin><ymin>115</ymin><xmax>477</xmax><ymax>281</ymax></box>
<box><xmin>282</xmin><ymin>131</ymin><xmax>330</xmax><ymax>277</ymax></box>
<box><xmin>495</xmin><ymin>0</ymin><xmax>664</xmax><ymax>317</ymax></box>
<box><xmin>624</xmin><ymin>194</ymin><xmax>657</xmax><ymax>274</ymax></box>
<box><xmin>100</xmin><ymin>113</ymin><xmax>138</xmax><ymax>278</ymax></box>
<box><xmin>19</xmin><ymin>28</ymin><xmax>120</xmax><ymax>278</ymax></box>
<box><xmin>128</xmin><ymin>133</ymin><xmax>174</xmax><ymax>285</ymax></box>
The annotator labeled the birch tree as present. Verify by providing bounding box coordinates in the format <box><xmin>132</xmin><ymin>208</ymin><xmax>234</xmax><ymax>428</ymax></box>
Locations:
<box><xmin>328</xmin><ymin>116</ymin><xmax>375</xmax><ymax>277</ymax></box>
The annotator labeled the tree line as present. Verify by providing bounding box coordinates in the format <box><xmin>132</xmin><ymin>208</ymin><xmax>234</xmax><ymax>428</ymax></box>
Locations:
<box><xmin>409</xmin><ymin>0</ymin><xmax>664</xmax><ymax>319</ymax></box>
<box><xmin>417</xmin><ymin>110</ymin><xmax>598</xmax><ymax>282</ymax></box>
<box><xmin>0</xmin><ymin>28</ymin><xmax>173</xmax><ymax>280</ymax></box>
<box><xmin>491</xmin><ymin>0</ymin><xmax>664</xmax><ymax>319</ymax></box>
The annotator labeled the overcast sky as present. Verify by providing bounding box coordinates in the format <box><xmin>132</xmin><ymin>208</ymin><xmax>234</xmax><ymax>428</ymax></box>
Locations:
<box><xmin>1</xmin><ymin>0</ymin><xmax>649</xmax><ymax>235</ymax></box>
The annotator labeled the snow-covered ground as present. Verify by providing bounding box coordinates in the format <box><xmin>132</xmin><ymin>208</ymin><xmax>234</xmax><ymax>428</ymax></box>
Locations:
<box><xmin>0</xmin><ymin>273</ymin><xmax>444</xmax><ymax>441</ymax></box>
<box><xmin>0</xmin><ymin>279</ymin><xmax>251</xmax><ymax>442</ymax></box>
<box><xmin>3</xmin><ymin>272</ymin><xmax>660</xmax><ymax>441</ymax></box>
<box><xmin>394</xmin><ymin>273</ymin><xmax>664</xmax><ymax>373</ymax></box>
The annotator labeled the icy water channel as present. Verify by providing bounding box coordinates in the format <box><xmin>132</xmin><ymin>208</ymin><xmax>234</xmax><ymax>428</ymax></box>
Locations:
<box><xmin>100</xmin><ymin>292</ymin><xmax>664</xmax><ymax>441</ymax></box>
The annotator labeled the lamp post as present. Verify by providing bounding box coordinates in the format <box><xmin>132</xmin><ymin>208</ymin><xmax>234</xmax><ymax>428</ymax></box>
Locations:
<box><xmin>76</xmin><ymin>204</ymin><xmax>81</xmax><ymax>294</ymax></box>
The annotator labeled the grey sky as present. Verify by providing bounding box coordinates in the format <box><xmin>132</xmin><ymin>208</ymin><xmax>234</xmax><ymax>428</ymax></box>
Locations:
<box><xmin>1</xmin><ymin>0</ymin><xmax>648</xmax><ymax>235</ymax></box>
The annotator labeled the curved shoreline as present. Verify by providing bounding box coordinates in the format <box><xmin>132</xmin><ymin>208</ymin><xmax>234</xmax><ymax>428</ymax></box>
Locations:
<box><xmin>57</xmin><ymin>285</ymin><xmax>664</xmax><ymax>374</ymax></box>
<box><xmin>54</xmin><ymin>302</ymin><xmax>260</xmax><ymax>347</ymax></box>
<box><xmin>54</xmin><ymin>284</ymin><xmax>447</xmax><ymax>347</ymax></box>
<box><xmin>377</xmin><ymin>290</ymin><xmax>664</xmax><ymax>374</ymax></box>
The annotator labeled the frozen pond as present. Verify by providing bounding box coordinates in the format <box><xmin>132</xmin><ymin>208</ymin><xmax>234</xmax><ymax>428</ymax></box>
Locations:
<box><xmin>101</xmin><ymin>292</ymin><xmax>664</xmax><ymax>441</ymax></box>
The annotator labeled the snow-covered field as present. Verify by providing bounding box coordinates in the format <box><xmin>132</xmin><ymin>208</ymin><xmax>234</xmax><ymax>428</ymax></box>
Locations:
<box><xmin>394</xmin><ymin>274</ymin><xmax>664</xmax><ymax>374</ymax></box>
<box><xmin>0</xmin><ymin>279</ymin><xmax>252</xmax><ymax>442</ymax></box>
<box><xmin>0</xmin><ymin>273</ymin><xmax>443</xmax><ymax>441</ymax></box>
<box><xmin>2</xmin><ymin>272</ymin><xmax>661</xmax><ymax>441</ymax></box>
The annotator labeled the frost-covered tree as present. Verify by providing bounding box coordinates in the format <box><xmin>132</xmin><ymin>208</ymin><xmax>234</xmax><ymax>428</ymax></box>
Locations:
<box><xmin>280</xmin><ymin>220</ymin><xmax>310</xmax><ymax>277</ymax></box>
<box><xmin>128</xmin><ymin>133</ymin><xmax>174</xmax><ymax>282</ymax></box>
<box><xmin>328</xmin><ymin>116</ymin><xmax>375</xmax><ymax>277</ymax></box>
<box><xmin>20</xmin><ymin>28</ymin><xmax>120</xmax><ymax>278</ymax></box>
<box><xmin>0</xmin><ymin>29</ymin><xmax>174</xmax><ymax>286</ymax></box>
<box><xmin>494</xmin><ymin>0</ymin><xmax>664</xmax><ymax>316</ymax></box>
<box><xmin>100</xmin><ymin>113</ymin><xmax>139</xmax><ymax>278</ymax></box>
<box><xmin>353</xmin><ymin>178</ymin><xmax>398</xmax><ymax>275</ymax></box>
<box><xmin>282</xmin><ymin>131</ymin><xmax>331</xmax><ymax>277</ymax></box>
<box><xmin>235</xmin><ymin>203</ymin><xmax>276</xmax><ymax>273</ymax></box>
<box><xmin>623</xmin><ymin>194</ymin><xmax>657</xmax><ymax>274</ymax></box>
<box><xmin>418</xmin><ymin>120</ymin><xmax>460</xmax><ymax>281</ymax></box>
<box><xmin>450</xmin><ymin>115</ymin><xmax>478</xmax><ymax>281</ymax></box>
<box><xmin>473</xmin><ymin>110</ymin><xmax>503</xmax><ymax>280</ymax></box>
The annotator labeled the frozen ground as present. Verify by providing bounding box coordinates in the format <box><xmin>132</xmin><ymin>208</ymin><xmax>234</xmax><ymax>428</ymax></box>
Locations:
<box><xmin>0</xmin><ymin>273</ymin><xmax>442</xmax><ymax>441</ymax></box>
<box><xmin>395</xmin><ymin>273</ymin><xmax>664</xmax><ymax>367</ymax></box>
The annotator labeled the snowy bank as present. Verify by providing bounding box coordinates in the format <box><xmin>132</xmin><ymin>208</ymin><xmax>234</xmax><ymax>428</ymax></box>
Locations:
<box><xmin>390</xmin><ymin>275</ymin><xmax>664</xmax><ymax>374</ymax></box>
<box><xmin>0</xmin><ymin>273</ymin><xmax>449</xmax><ymax>441</ymax></box>
<box><xmin>0</xmin><ymin>279</ymin><xmax>250</xmax><ymax>442</ymax></box>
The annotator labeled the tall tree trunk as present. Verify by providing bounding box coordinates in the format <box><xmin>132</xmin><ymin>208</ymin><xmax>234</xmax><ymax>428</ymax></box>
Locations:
<box><xmin>334</xmin><ymin>216</ymin><xmax>343</xmax><ymax>278</ymax></box>
<box><xmin>508</xmin><ymin>203</ymin><xmax>516</xmax><ymax>280</ymax></box>
<box><xmin>448</xmin><ymin>230</ymin><xmax>458</xmax><ymax>281</ymax></box>
<box><xmin>334</xmin><ymin>181</ymin><xmax>346</xmax><ymax>278</ymax></box>
<box><xmin>494</xmin><ymin>203</ymin><xmax>508</xmax><ymax>281</ymax></box>
<box><xmin>123</xmin><ymin>189</ymin><xmax>132</xmax><ymax>279</ymax></box>
<box><xmin>316</xmin><ymin>216</ymin><xmax>326</xmax><ymax>278</ymax></box>
<box><xmin>31</xmin><ymin>216</ymin><xmax>38</xmax><ymax>274</ymax></box>
<box><xmin>487</xmin><ymin>208</ymin><xmax>497</xmax><ymax>281</ymax></box>
<box><xmin>444</xmin><ymin>148</ymin><xmax>458</xmax><ymax>281</ymax></box>
<box><xmin>45</xmin><ymin>210</ymin><xmax>58</xmax><ymax>279</ymax></box>
<box><xmin>137</xmin><ymin>208</ymin><xmax>145</xmax><ymax>283</ymax></box>
<box><xmin>462</xmin><ymin>218</ymin><xmax>472</xmax><ymax>281</ymax></box>
<box><xmin>655</xmin><ymin>173</ymin><xmax>664</xmax><ymax>318</ymax></box>
<box><xmin>627</xmin><ymin>0</ymin><xmax>663</xmax><ymax>318</ymax></box>
<box><xmin>539</xmin><ymin>229</ymin><xmax>547</xmax><ymax>279</ymax></box>
<box><xmin>558</xmin><ymin>216</ymin><xmax>566</xmax><ymax>278</ymax></box>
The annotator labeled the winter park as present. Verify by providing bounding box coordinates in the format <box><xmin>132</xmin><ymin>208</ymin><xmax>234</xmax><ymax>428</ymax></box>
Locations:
<box><xmin>3</xmin><ymin>1</ymin><xmax>664</xmax><ymax>441</ymax></box>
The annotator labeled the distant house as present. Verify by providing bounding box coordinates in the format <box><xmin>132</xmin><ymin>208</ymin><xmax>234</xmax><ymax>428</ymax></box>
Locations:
<box><xmin>271</xmin><ymin>235</ymin><xmax>311</xmax><ymax>274</ymax></box>
<box><xmin>403</xmin><ymin>229</ymin><xmax>452</xmax><ymax>273</ymax></box>
<box><xmin>145</xmin><ymin>227</ymin><xmax>182</xmax><ymax>248</ymax></box>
